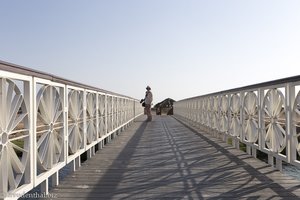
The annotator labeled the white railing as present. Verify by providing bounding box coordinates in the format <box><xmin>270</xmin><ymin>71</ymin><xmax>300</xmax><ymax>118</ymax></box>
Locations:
<box><xmin>174</xmin><ymin>76</ymin><xmax>300</xmax><ymax>171</ymax></box>
<box><xmin>0</xmin><ymin>61</ymin><xmax>143</xmax><ymax>199</ymax></box>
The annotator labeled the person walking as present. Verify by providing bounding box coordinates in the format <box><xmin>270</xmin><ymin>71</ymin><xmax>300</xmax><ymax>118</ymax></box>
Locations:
<box><xmin>144</xmin><ymin>86</ymin><xmax>153</xmax><ymax>121</ymax></box>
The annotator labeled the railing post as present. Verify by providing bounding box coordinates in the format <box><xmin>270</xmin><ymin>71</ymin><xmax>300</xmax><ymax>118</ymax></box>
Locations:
<box><xmin>268</xmin><ymin>154</ymin><xmax>274</xmax><ymax>167</ymax></box>
<box><xmin>246</xmin><ymin>146</ymin><xmax>251</xmax><ymax>155</ymax></box>
<box><xmin>240</xmin><ymin>91</ymin><xmax>245</xmax><ymax>147</ymax></box>
<box><xmin>88</xmin><ymin>148</ymin><xmax>92</xmax><ymax>158</ymax></box>
<box><xmin>32</xmin><ymin>77</ymin><xmax>38</xmax><ymax>191</ymax></box>
<box><xmin>286</xmin><ymin>83</ymin><xmax>295</xmax><ymax>164</ymax></box>
<box><xmin>252</xmin><ymin>147</ymin><xmax>257</xmax><ymax>158</ymax></box>
<box><xmin>276</xmin><ymin>158</ymin><xmax>283</xmax><ymax>171</ymax></box>
<box><xmin>258</xmin><ymin>88</ymin><xmax>264</xmax><ymax>152</ymax></box>
<box><xmin>105</xmin><ymin>94</ymin><xmax>108</xmax><ymax>138</ymax></box>
<box><xmin>235</xmin><ymin>139</ymin><xmax>240</xmax><ymax>150</ymax></box>
<box><xmin>64</xmin><ymin>86</ymin><xmax>68</xmax><ymax>176</ymax></box>
<box><xmin>96</xmin><ymin>92</ymin><xmax>99</xmax><ymax>141</ymax></box>
<box><xmin>51</xmin><ymin>172</ymin><xmax>59</xmax><ymax>187</ymax></box>
<box><xmin>40</xmin><ymin>179</ymin><xmax>49</xmax><ymax>195</ymax></box>
<box><xmin>83</xmin><ymin>89</ymin><xmax>87</xmax><ymax>151</ymax></box>
<box><xmin>98</xmin><ymin>140</ymin><xmax>103</xmax><ymax>150</ymax></box>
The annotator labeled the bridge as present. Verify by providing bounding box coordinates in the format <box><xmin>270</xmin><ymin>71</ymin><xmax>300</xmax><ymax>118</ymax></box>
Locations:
<box><xmin>1</xmin><ymin>60</ymin><xmax>300</xmax><ymax>199</ymax></box>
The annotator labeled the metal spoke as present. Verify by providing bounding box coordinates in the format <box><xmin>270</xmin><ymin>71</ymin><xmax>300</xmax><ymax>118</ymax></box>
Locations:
<box><xmin>6</xmin><ymin>80</ymin><xmax>15</xmax><ymax>114</ymax></box>
<box><xmin>69</xmin><ymin>129</ymin><xmax>76</xmax><ymax>153</ymax></box>
<box><xmin>265</xmin><ymin>97</ymin><xmax>272</xmax><ymax>117</ymax></box>
<box><xmin>275</xmin><ymin>123</ymin><xmax>286</xmax><ymax>142</ymax></box>
<box><xmin>68</xmin><ymin>123</ymin><xmax>76</xmax><ymax>136</ymax></box>
<box><xmin>244</xmin><ymin>120</ymin><xmax>251</xmax><ymax>140</ymax></box>
<box><xmin>7</xmin><ymin>157</ymin><xmax>17</xmax><ymax>190</ymax></box>
<box><xmin>76</xmin><ymin>125</ymin><xmax>83</xmax><ymax>149</ymax></box>
<box><xmin>37</xmin><ymin>130</ymin><xmax>50</xmax><ymax>148</ymax></box>
<box><xmin>1</xmin><ymin>79</ymin><xmax>7</xmax><ymax>128</ymax></box>
<box><xmin>264</xmin><ymin>106</ymin><xmax>271</xmax><ymax>118</ymax></box>
<box><xmin>53</xmin><ymin>130</ymin><xmax>62</xmax><ymax>160</ymax></box>
<box><xmin>53</xmin><ymin>101</ymin><xmax>63</xmax><ymax>123</ymax></box>
<box><xmin>7</xmin><ymin>94</ymin><xmax>23</xmax><ymax>129</ymax></box>
<box><xmin>273</xmin><ymin>125</ymin><xmax>283</xmax><ymax>150</ymax></box>
<box><xmin>37</xmin><ymin>112</ymin><xmax>49</xmax><ymax>126</ymax></box>
<box><xmin>53</xmin><ymin>110</ymin><xmax>63</xmax><ymax>125</ymax></box>
<box><xmin>38</xmin><ymin>98</ymin><xmax>51</xmax><ymax>124</ymax></box>
<box><xmin>265</xmin><ymin>124</ymin><xmax>273</xmax><ymax>144</ymax></box>
<box><xmin>38</xmin><ymin>132</ymin><xmax>50</xmax><ymax>163</ymax></box>
<box><xmin>36</xmin><ymin>128</ymin><xmax>50</xmax><ymax>136</ymax></box>
<box><xmin>294</xmin><ymin>109</ymin><xmax>300</xmax><ymax>117</ymax></box>
<box><xmin>8</xmin><ymin>113</ymin><xmax>27</xmax><ymax>134</ymax></box>
<box><xmin>8</xmin><ymin>145</ymin><xmax>24</xmax><ymax>174</ymax></box>
<box><xmin>69</xmin><ymin>100</ymin><xmax>77</xmax><ymax>120</ymax></box>
<box><xmin>249</xmin><ymin>95</ymin><xmax>256</xmax><ymax>114</ymax></box>
<box><xmin>274</xmin><ymin>96</ymin><xmax>283</xmax><ymax>116</ymax></box>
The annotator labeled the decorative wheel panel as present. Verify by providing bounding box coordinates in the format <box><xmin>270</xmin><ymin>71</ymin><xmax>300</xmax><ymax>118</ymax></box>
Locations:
<box><xmin>86</xmin><ymin>93</ymin><xmax>97</xmax><ymax>144</ymax></box>
<box><xmin>263</xmin><ymin>89</ymin><xmax>286</xmax><ymax>152</ymax></box>
<box><xmin>207</xmin><ymin>97</ymin><xmax>213</xmax><ymax>127</ymax></box>
<box><xmin>194</xmin><ymin>100</ymin><xmax>198</xmax><ymax>122</ymax></box>
<box><xmin>292</xmin><ymin>91</ymin><xmax>300</xmax><ymax>156</ymax></box>
<box><xmin>98</xmin><ymin>94</ymin><xmax>106</xmax><ymax>138</ymax></box>
<box><xmin>243</xmin><ymin>92</ymin><xmax>258</xmax><ymax>143</ymax></box>
<box><xmin>68</xmin><ymin>90</ymin><xmax>84</xmax><ymax>154</ymax></box>
<box><xmin>36</xmin><ymin>85</ymin><xmax>64</xmax><ymax>171</ymax></box>
<box><xmin>199</xmin><ymin>99</ymin><xmax>204</xmax><ymax>124</ymax></box>
<box><xmin>196</xmin><ymin>100</ymin><xmax>201</xmax><ymax>123</ymax></box>
<box><xmin>229</xmin><ymin>94</ymin><xmax>241</xmax><ymax>137</ymax></box>
<box><xmin>107</xmin><ymin>96</ymin><xmax>113</xmax><ymax>132</ymax></box>
<box><xmin>0</xmin><ymin>78</ymin><xmax>30</xmax><ymax>192</ymax></box>
<box><xmin>118</xmin><ymin>98</ymin><xmax>122</xmax><ymax>126</ymax></box>
<box><xmin>212</xmin><ymin>96</ymin><xmax>219</xmax><ymax>130</ymax></box>
<box><xmin>113</xmin><ymin>98</ymin><xmax>118</xmax><ymax>129</ymax></box>
<box><xmin>203</xmin><ymin>98</ymin><xmax>208</xmax><ymax>126</ymax></box>
<box><xmin>219</xmin><ymin>95</ymin><xmax>228</xmax><ymax>133</ymax></box>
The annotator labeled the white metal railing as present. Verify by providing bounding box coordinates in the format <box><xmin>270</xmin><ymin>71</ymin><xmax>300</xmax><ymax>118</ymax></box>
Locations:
<box><xmin>174</xmin><ymin>76</ymin><xmax>300</xmax><ymax>171</ymax></box>
<box><xmin>0</xmin><ymin>61</ymin><xmax>143</xmax><ymax>199</ymax></box>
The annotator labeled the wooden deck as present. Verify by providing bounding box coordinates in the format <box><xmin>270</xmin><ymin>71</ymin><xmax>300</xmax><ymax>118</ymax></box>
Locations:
<box><xmin>48</xmin><ymin>115</ymin><xmax>300</xmax><ymax>199</ymax></box>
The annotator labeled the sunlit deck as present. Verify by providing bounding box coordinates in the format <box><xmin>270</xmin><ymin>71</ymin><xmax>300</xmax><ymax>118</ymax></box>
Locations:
<box><xmin>47</xmin><ymin>115</ymin><xmax>300</xmax><ymax>199</ymax></box>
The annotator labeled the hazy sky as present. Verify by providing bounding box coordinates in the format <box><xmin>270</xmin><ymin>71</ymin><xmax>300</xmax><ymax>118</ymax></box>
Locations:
<box><xmin>1</xmin><ymin>1</ymin><xmax>300</xmax><ymax>104</ymax></box>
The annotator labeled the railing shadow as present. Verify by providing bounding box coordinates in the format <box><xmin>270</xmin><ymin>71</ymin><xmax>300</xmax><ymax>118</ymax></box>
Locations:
<box><xmin>86</xmin><ymin>120</ymin><xmax>148</xmax><ymax>199</ymax></box>
<box><xmin>174</xmin><ymin>117</ymin><xmax>300</xmax><ymax>200</ymax></box>
<box><xmin>82</xmin><ymin>116</ymin><xmax>300</xmax><ymax>199</ymax></box>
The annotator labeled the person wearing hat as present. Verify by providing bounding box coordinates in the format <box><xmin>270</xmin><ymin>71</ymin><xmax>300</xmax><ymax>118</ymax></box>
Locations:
<box><xmin>144</xmin><ymin>86</ymin><xmax>153</xmax><ymax>121</ymax></box>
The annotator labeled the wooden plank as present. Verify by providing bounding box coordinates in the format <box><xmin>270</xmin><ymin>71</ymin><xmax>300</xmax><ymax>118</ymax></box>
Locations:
<box><xmin>44</xmin><ymin>116</ymin><xmax>300</xmax><ymax>199</ymax></box>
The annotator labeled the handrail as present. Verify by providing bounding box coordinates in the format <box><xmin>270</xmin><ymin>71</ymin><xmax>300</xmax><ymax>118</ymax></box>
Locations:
<box><xmin>178</xmin><ymin>74</ymin><xmax>300</xmax><ymax>101</ymax></box>
<box><xmin>0</xmin><ymin>60</ymin><xmax>135</xmax><ymax>99</ymax></box>
<box><xmin>174</xmin><ymin>74</ymin><xmax>300</xmax><ymax>173</ymax></box>
<box><xmin>0</xmin><ymin>60</ymin><xmax>143</xmax><ymax>199</ymax></box>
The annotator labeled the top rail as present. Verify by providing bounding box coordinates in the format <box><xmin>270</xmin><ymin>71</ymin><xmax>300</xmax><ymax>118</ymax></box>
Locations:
<box><xmin>0</xmin><ymin>60</ymin><xmax>134</xmax><ymax>99</ymax></box>
<box><xmin>178</xmin><ymin>74</ymin><xmax>300</xmax><ymax>101</ymax></box>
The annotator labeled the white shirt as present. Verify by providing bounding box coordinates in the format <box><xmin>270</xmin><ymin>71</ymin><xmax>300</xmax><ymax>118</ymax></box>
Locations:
<box><xmin>144</xmin><ymin>90</ymin><xmax>153</xmax><ymax>105</ymax></box>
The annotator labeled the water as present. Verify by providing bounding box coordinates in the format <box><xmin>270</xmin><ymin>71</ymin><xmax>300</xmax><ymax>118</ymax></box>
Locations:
<box><xmin>283</xmin><ymin>163</ymin><xmax>300</xmax><ymax>180</ymax></box>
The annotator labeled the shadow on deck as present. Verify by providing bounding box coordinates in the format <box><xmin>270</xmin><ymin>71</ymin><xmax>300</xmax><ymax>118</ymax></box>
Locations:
<box><xmin>47</xmin><ymin>115</ymin><xmax>300</xmax><ymax>199</ymax></box>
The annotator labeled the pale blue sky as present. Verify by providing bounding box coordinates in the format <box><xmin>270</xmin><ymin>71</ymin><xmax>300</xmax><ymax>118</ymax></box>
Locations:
<box><xmin>1</xmin><ymin>1</ymin><xmax>300</xmax><ymax>104</ymax></box>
